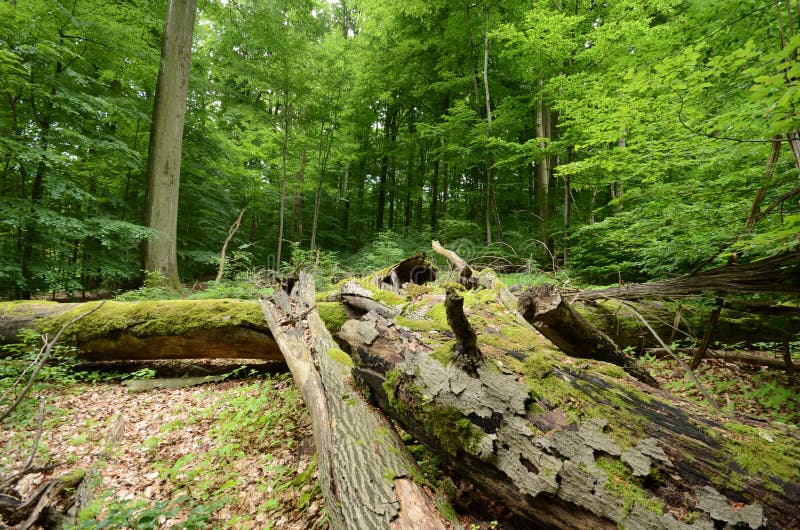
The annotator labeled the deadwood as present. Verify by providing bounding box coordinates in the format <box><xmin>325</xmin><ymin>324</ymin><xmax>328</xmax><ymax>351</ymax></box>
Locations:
<box><xmin>577</xmin><ymin>250</ymin><xmax>800</xmax><ymax>302</ymax></box>
<box><xmin>0</xmin><ymin>300</ymin><xmax>282</xmax><ymax>362</ymax></box>
<box><xmin>259</xmin><ymin>273</ymin><xmax>451</xmax><ymax>530</ymax></box>
<box><xmin>334</xmin><ymin>255</ymin><xmax>800</xmax><ymax>530</ymax></box>
<box><xmin>518</xmin><ymin>284</ymin><xmax>658</xmax><ymax>387</ymax></box>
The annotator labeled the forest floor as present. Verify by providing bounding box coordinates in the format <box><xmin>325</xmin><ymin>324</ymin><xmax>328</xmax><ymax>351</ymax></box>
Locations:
<box><xmin>1</xmin><ymin>352</ymin><xmax>798</xmax><ymax>529</ymax></box>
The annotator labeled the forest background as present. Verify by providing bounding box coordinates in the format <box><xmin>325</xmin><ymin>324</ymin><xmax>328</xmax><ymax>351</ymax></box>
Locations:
<box><xmin>1</xmin><ymin>0</ymin><xmax>799</xmax><ymax>300</ymax></box>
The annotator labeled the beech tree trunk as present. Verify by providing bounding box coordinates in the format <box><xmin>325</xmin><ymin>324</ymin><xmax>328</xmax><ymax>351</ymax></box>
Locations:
<box><xmin>143</xmin><ymin>0</ymin><xmax>196</xmax><ymax>289</ymax></box>
<box><xmin>0</xmin><ymin>300</ymin><xmax>281</xmax><ymax>362</ymax></box>
<box><xmin>259</xmin><ymin>273</ymin><xmax>451</xmax><ymax>530</ymax></box>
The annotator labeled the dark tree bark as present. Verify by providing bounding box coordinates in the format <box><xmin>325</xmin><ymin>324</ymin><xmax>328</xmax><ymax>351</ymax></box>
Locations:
<box><xmin>518</xmin><ymin>284</ymin><xmax>658</xmax><ymax>386</ymax></box>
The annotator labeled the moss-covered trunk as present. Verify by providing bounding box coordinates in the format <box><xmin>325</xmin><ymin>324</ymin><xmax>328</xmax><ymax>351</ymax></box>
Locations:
<box><xmin>0</xmin><ymin>300</ymin><xmax>282</xmax><ymax>361</ymax></box>
<box><xmin>331</xmin><ymin>259</ymin><xmax>799</xmax><ymax>529</ymax></box>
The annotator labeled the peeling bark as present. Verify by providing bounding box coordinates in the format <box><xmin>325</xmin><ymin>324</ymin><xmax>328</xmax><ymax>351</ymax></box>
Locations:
<box><xmin>335</xmin><ymin>269</ymin><xmax>800</xmax><ymax>530</ymax></box>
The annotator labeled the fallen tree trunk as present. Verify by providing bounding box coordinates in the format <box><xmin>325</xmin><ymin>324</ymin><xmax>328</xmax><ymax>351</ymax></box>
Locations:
<box><xmin>0</xmin><ymin>300</ymin><xmax>282</xmax><ymax>361</ymax></box>
<box><xmin>259</xmin><ymin>273</ymin><xmax>451</xmax><ymax>530</ymax></box>
<box><xmin>644</xmin><ymin>348</ymin><xmax>793</xmax><ymax>370</ymax></box>
<box><xmin>334</xmin><ymin>264</ymin><xmax>800</xmax><ymax>529</ymax></box>
<box><xmin>577</xmin><ymin>250</ymin><xmax>800</xmax><ymax>302</ymax></box>
<box><xmin>518</xmin><ymin>285</ymin><xmax>658</xmax><ymax>387</ymax></box>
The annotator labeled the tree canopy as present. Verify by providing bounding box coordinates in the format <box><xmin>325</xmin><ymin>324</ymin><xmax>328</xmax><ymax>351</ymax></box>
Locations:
<box><xmin>1</xmin><ymin>0</ymin><xmax>798</xmax><ymax>298</ymax></box>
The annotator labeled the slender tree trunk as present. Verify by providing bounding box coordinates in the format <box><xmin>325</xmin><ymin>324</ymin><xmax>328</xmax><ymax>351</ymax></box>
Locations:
<box><xmin>536</xmin><ymin>79</ymin><xmax>551</xmax><ymax>250</ymax></box>
<box><xmin>311</xmin><ymin>118</ymin><xmax>335</xmax><ymax>249</ymax></box>
<box><xmin>291</xmin><ymin>151</ymin><xmax>306</xmax><ymax>244</ymax></box>
<box><xmin>376</xmin><ymin>107</ymin><xmax>396</xmax><ymax>232</ymax></box>
<box><xmin>341</xmin><ymin>162</ymin><xmax>350</xmax><ymax>233</ymax></box>
<box><xmin>143</xmin><ymin>0</ymin><xmax>196</xmax><ymax>290</ymax></box>
<box><xmin>276</xmin><ymin>95</ymin><xmax>290</xmax><ymax>268</ymax></box>
<box><xmin>482</xmin><ymin>9</ymin><xmax>502</xmax><ymax>244</ymax></box>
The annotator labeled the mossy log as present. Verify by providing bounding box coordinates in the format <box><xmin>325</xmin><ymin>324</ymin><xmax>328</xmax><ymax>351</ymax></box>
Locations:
<box><xmin>0</xmin><ymin>300</ymin><xmax>282</xmax><ymax>361</ymax></box>
<box><xmin>518</xmin><ymin>285</ymin><xmax>658</xmax><ymax>387</ymax></box>
<box><xmin>334</xmin><ymin>274</ymin><xmax>800</xmax><ymax>530</ymax></box>
<box><xmin>259</xmin><ymin>273</ymin><xmax>451</xmax><ymax>530</ymax></box>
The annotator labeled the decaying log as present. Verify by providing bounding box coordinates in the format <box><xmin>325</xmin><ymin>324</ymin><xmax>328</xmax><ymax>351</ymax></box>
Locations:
<box><xmin>373</xmin><ymin>253</ymin><xmax>437</xmax><ymax>292</ymax></box>
<box><xmin>0</xmin><ymin>469</ymin><xmax>85</xmax><ymax>529</ymax></box>
<box><xmin>340</xmin><ymin>280</ymin><xmax>400</xmax><ymax>318</ymax></box>
<box><xmin>644</xmin><ymin>348</ymin><xmax>795</xmax><ymax>370</ymax></box>
<box><xmin>337</xmin><ymin>301</ymin><xmax>800</xmax><ymax>530</ymax></box>
<box><xmin>577</xmin><ymin>250</ymin><xmax>800</xmax><ymax>302</ymax></box>
<box><xmin>432</xmin><ymin>240</ymin><xmax>477</xmax><ymax>288</ymax></box>
<box><xmin>260</xmin><ymin>273</ymin><xmax>451</xmax><ymax>530</ymax></box>
<box><xmin>0</xmin><ymin>300</ymin><xmax>282</xmax><ymax>361</ymax></box>
<box><xmin>518</xmin><ymin>284</ymin><xmax>658</xmax><ymax>387</ymax></box>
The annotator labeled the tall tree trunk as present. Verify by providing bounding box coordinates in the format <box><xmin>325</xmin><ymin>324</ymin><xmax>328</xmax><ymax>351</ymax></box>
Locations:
<box><xmin>483</xmin><ymin>11</ymin><xmax>495</xmax><ymax>245</ymax></box>
<box><xmin>536</xmin><ymin>79</ymin><xmax>551</xmax><ymax>251</ymax></box>
<box><xmin>292</xmin><ymin>151</ymin><xmax>307</xmax><ymax>245</ymax></box>
<box><xmin>311</xmin><ymin>121</ymin><xmax>334</xmax><ymax>250</ymax></box>
<box><xmin>143</xmin><ymin>0</ymin><xmax>196</xmax><ymax>290</ymax></box>
<box><xmin>341</xmin><ymin>162</ymin><xmax>350</xmax><ymax>233</ymax></box>
<box><xmin>276</xmin><ymin>96</ymin><xmax>290</xmax><ymax>268</ymax></box>
<box><xmin>431</xmin><ymin>157</ymin><xmax>439</xmax><ymax>234</ymax></box>
<box><xmin>376</xmin><ymin>107</ymin><xmax>396</xmax><ymax>233</ymax></box>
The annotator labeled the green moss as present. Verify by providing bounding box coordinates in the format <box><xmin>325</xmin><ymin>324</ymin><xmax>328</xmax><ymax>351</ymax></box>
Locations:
<box><xmin>394</xmin><ymin>315</ymin><xmax>445</xmax><ymax>332</ymax></box>
<box><xmin>596</xmin><ymin>455</ymin><xmax>664</xmax><ymax>517</ymax></box>
<box><xmin>355</xmin><ymin>277</ymin><xmax>406</xmax><ymax>306</ymax></box>
<box><xmin>594</xmin><ymin>364</ymin><xmax>627</xmax><ymax>379</ymax></box>
<box><xmin>430</xmin><ymin>341</ymin><xmax>456</xmax><ymax>365</ymax></box>
<box><xmin>383</xmin><ymin>468</ymin><xmax>398</xmax><ymax>481</ymax></box>
<box><xmin>315</xmin><ymin>290</ymin><xmax>338</xmax><ymax>302</ymax></box>
<box><xmin>523</xmin><ymin>354</ymin><xmax>556</xmax><ymax>379</ymax></box>
<box><xmin>405</xmin><ymin>284</ymin><xmax>433</xmax><ymax>299</ymax></box>
<box><xmin>317</xmin><ymin>302</ymin><xmax>348</xmax><ymax>333</ymax></box>
<box><xmin>426</xmin><ymin>303</ymin><xmax>449</xmax><ymax>328</ymax></box>
<box><xmin>383</xmin><ymin>368</ymin><xmax>478</xmax><ymax>456</ymax></box>
<box><xmin>383</xmin><ymin>368</ymin><xmax>405</xmax><ymax>411</ymax></box>
<box><xmin>436</xmin><ymin>495</ymin><xmax>459</xmax><ymax>524</ymax></box>
<box><xmin>41</xmin><ymin>299</ymin><xmax>266</xmax><ymax>340</ymax></box>
<box><xmin>326</xmin><ymin>347</ymin><xmax>353</xmax><ymax>367</ymax></box>
<box><xmin>423</xmin><ymin>405</ymin><xmax>479</xmax><ymax>456</ymax></box>
<box><xmin>722</xmin><ymin>422</ymin><xmax>800</xmax><ymax>485</ymax></box>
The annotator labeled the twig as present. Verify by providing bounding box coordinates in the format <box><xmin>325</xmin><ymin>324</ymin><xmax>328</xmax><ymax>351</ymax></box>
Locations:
<box><xmin>0</xmin><ymin>301</ymin><xmax>105</xmax><ymax>423</ymax></box>
<box><xmin>22</xmin><ymin>396</ymin><xmax>46</xmax><ymax>471</ymax></box>
<box><xmin>619</xmin><ymin>300</ymin><xmax>719</xmax><ymax>411</ymax></box>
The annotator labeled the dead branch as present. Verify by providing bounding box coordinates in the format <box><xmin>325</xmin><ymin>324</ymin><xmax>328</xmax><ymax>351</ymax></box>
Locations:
<box><xmin>216</xmin><ymin>208</ymin><xmax>246</xmax><ymax>282</ymax></box>
<box><xmin>445</xmin><ymin>287</ymin><xmax>482</xmax><ymax>371</ymax></box>
<box><xmin>0</xmin><ymin>301</ymin><xmax>105</xmax><ymax>423</ymax></box>
<box><xmin>618</xmin><ymin>301</ymin><xmax>718</xmax><ymax>410</ymax></box>
<box><xmin>577</xmin><ymin>250</ymin><xmax>800</xmax><ymax>302</ymax></box>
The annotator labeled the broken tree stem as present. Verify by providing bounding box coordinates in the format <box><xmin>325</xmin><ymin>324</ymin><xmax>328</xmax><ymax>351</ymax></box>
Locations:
<box><xmin>216</xmin><ymin>208</ymin><xmax>246</xmax><ymax>282</ymax></box>
<box><xmin>445</xmin><ymin>287</ymin><xmax>482</xmax><ymax>369</ymax></box>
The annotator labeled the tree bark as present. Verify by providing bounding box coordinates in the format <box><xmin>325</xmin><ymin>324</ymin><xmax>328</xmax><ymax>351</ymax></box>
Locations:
<box><xmin>333</xmin><ymin>264</ymin><xmax>800</xmax><ymax>530</ymax></box>
<box><xmin>518</xmin><ymin>284</ymin><xmax>658</xmax><ymax>387</ymax></box>
<box><xmin>259</xmin><ymin>273</ymin><xmax>451</xmax><ymax>530</ymax></box>
<box><xmin>0</xmin><ymin>300</ymin><xmax>282</xmax><ymax>362</ymax></box>
<box><xmin>577</xmin><ymin>250</ymin><xmax>800</xmax><ymax>302</ymax></box>
<box><xmin>143</xmin><ymin>0</ymin><xmax>196</xmax><ymax>290</ymax></box>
